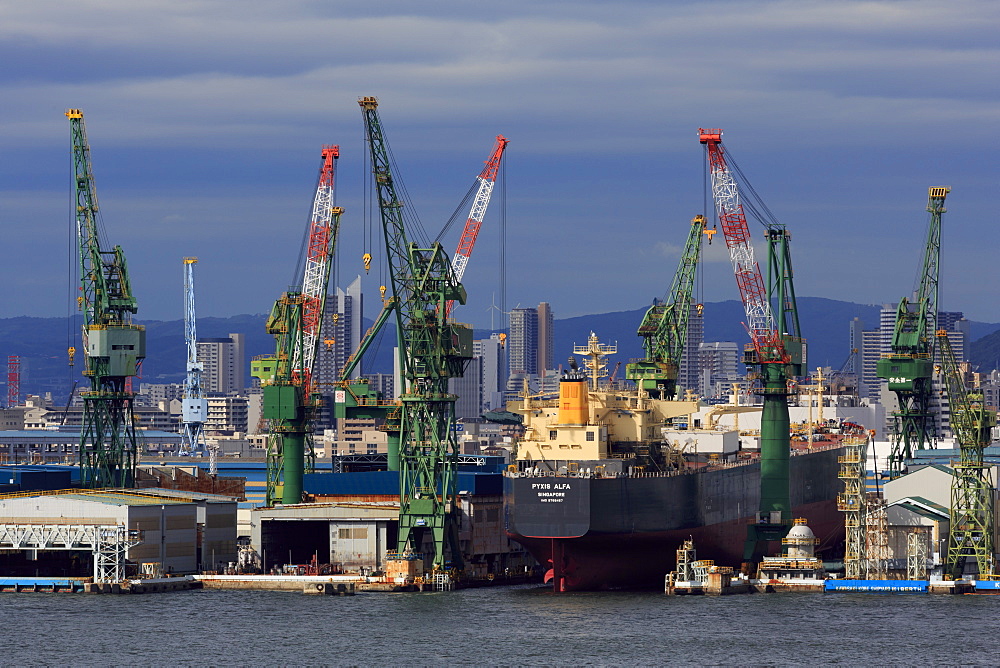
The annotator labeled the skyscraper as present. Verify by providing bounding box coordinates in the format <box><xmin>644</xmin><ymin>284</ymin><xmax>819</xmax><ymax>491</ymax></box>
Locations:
<box><xmin>508</xmin><ymin>307</ymin><xmax>538</xmax><ymax>376</ymax></box>
<box><xmin>197</xmin><ymin>333</ymin><xmax>245</xmax><ymax>394</ymax></box>
<box><xmin>313</xmin><ymin>276</ymin><xmax>363</xmax><ymax>430</ymax></box>
<box><xmin>314</xmin><ymin>276</ymin><xmax>363</xmax><ymax>386</ymax></box>
<box><xmin>679</xmin><ymin>304</ymin><xmax>704</xmax><ymax>394</ymax></box>
<box><xmin>537</xmin><ymin>302</ymin><xmax>554</xmax><ymax>375</ymax></box>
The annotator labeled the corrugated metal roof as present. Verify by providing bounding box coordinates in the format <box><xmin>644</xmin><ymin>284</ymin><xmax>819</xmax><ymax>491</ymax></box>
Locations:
<box><xmin>59</xmin><ymin>491</ymin><xmax>190</xmax><ymax>506</ymax></box>
<box><xmin>889</xmin><ymin>495</ymin><xmax>949</xmax><ymax>520</ymax></box>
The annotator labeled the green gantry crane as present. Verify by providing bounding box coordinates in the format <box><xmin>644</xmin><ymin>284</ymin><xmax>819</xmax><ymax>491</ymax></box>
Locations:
<box><xmin>358</xmin><ymin>96</ymin><xmax>474</xmax><ymax>571</ymax></box>
<box><xmin>252</xmin><ymin>146</ymin><xmax>342</xmax><ymax>505</ymax></box>
<box><xmin>877</xmin><ymin>187</ymin><xmax>949</xmax><ymax>478</ymax></box>
<box><xmin>67</xmin><ymin>109</ymin><xmax>145</xmax><ymax>488</ymax></box>
<box><xmin>938</xmin><ymin>330</ymin><xmax>995</xmax><ymax>579</ymax></box>
<box><xmin>700</xmin><ymin>129</ymin><xmax>806</xmax><ymax>563</ymax></box>
<box><xmin>625</xmin><ymin>215</ymin><xmax>706</xmax><ymax>400</ymax></box>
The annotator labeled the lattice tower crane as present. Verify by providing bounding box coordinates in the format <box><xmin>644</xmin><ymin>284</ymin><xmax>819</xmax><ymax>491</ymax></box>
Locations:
<box><xmin>625</xmin><ymin>215</ymin><xmax>706</xmax><ymax>400</ymax></box>
<box><xmin>181</xmin><ymin>257</ymin><xmax>212</xmax><ymax>469</ymax></box>
<box><xmin>937</xmin><ymin>330</ymin><xmax>996</xmax><ymax>579</ymax></box>
<box><xmin>699</xmin><ymin>128</ymin><xmax>807</xmax><ymax>563</ymax></box>
<box><xmin>251</xmin><ymin>145</ymin><xmax>342</xmax><ymax>505</ymax></box>
<box><xmin>66</xmin><ymin>109</ymin><xmax>145</xmax><ymax>488</ymax></box>
<box><xmin>877</xmin><ymin>187</ymin><xmax>949</xmax><ymax>478</ymax></box>
<box><xmin>359</xmin><ymin>96</ymin><xmax>473</xmax><ymax>571</ymax></box>
<box><xmin>336</xmin><ymin>132</ymin><xmax>505</xmax><ymax>473</ymax></box>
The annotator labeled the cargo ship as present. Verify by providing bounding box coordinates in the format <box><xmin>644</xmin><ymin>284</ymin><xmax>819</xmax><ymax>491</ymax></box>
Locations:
<box><xmin>503</xmin><ymin>333</ymin><xmax>854</xmax><ymax>591</ymax></box>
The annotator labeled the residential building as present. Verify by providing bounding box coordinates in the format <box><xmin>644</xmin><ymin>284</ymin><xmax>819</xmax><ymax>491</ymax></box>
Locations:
<box><xmin>508</xmin><ymin>307</ymin><xmax>538</xmax><ymax>376</ymax></box>
<box><xmin>537</xmin><ymin>302</ymin><xmax>554</xmax><ymax>374</ymax></box>
<box><xmin>197</xmin><ymin>334</ymin><xmax>245</xmax><ymax>394</ymax></box>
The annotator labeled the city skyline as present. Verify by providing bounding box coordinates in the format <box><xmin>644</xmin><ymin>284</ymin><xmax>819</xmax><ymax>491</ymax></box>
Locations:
<box><xmin>2</xmin><ymin>2</ymin><xmax>998</xmax><ymax>330</ymax></box>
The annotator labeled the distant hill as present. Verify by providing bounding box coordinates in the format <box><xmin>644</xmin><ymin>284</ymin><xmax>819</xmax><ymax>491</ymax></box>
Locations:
<box><xmin>3</xmin><ymin>297</ymin><xmax>999</xmax><ymax>400</ymax></box>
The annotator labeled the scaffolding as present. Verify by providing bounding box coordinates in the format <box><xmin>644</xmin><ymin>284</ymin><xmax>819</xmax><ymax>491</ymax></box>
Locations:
<box><xmin>865</xmin><ymin>496</ymin><xmax>890</xmax><ymax>579</ymax></box>
<box><xmin>0</xmin><ymin>523</ymin><xmax>143</xmax><ymax>583</ymax></box>
<box><xmin>907</xmin><ymin>529</ymin><xmax>928</xmax><ymax>580</ymax></box>
<box><xmin>837</xmin><ymin>435</ymin><xmax>868</xmax><ymax>579</ymax></box>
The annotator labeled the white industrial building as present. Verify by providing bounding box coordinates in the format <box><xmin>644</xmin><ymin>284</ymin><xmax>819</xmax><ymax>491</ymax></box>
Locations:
<box><xmin>0</xmin><ymin>488</ymin><xmax>238</xmax><ymax>579</ymax></box>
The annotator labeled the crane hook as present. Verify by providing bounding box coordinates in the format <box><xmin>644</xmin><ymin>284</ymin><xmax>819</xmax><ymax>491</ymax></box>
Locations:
<box><xmin>363</xmin><ymin>253</ymin><xmax>372</xmax><ymax>274</ymax></box>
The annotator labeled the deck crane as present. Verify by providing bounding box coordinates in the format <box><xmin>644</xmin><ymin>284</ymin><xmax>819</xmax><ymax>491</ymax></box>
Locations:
<box><xmin>66</xmin><ymin>109</ymin><xmax>145</xmax><ymax>488</ymax></box>
<box><xmin>359</xmin><ymin>96</ymin><xmax>474</xmax><ymax>572</ymax></box>
<box><xmin>877</xmin><ymin>187</ymin><xmax>949</xmax><ymax>478</ymax></box>
<box><xmin>447</xmin><ymin>135</ymin><xmax>508</xmax><ymax>314</ymax></box>
<box><xmin>251</xmin><ymin>145</ymin><xmax>342</xmax><ymax>506</ymax></box>
<box><xmin>699</xmin><ymin>128</ymin><xmax>807</xmax><ymax>563</ymax></box>
<box><xmin>937</xmin><ymin>330</ymin><xmax>995</xmax><ymax>579</ymax></box>
<box><xmin>625</xmin><ymin>215</ymin><xmax>706</xmax><ymax>399</ymax></box>
<box><xmin>181</xmin><ymin>257</ymin><xmax>212</xmax><ymax>470</ymax></box>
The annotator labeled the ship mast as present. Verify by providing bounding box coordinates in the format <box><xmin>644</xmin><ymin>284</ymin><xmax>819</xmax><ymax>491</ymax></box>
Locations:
<box><xmin>573</xmin><ymin>332</ymin><xmax>616</xmax><ymax>391</ymax></box>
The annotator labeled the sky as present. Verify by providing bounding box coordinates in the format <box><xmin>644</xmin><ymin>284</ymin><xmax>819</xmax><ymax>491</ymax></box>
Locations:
<box><xmin>2</xmin><ymin>0</ymin><xmax>998</xmax><ymax>332</ymax></box>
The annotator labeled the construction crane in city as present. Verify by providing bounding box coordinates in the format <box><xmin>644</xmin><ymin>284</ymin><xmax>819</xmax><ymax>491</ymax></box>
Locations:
<box><xmin>446</xmin><ymin>135</ymin><xmax>508</xmax><ymax>314</ymax></box>
<box><xmin>937</xmin><ymin>329</ymin><xmax>995</xmax><ymax>579</ymax></box>
<box><xmin>181</xmin><ymin>257</ymin><xmax>213</xmax><ymax>470</ymax></box>
<box><xmin>625</xmin><ymin>215</ymin><xmax>706</xmax><ymax>400</ymax></box>
<box><xmin>251</xmin><ymin>145</ymin><xmax>342</xmax><ymax>506</ymax></box>
<box><xmin>67</xmin><ymin>109</ymin><xmax>145</xmax><ymax>488</ymax></box>
<box><xmin>877</xmin><ymin>187</ymin><xmax>949</xmax><ymax>478</ymax></box>
<box><xmin>699</xmin><ymin>128</ymin><xmax>807</xmax><ymax>563</ymax></box>
<box><xmin>359</xmin><ymin>96</ymin><xmax>473</xmax><ymax>572</ymax></box>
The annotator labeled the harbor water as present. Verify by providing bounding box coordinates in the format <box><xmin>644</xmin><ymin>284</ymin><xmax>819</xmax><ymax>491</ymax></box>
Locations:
<box><xmin>1</xmin><ymin>585</ymin><xmax>996</xmax><ymax>665</ymax></box>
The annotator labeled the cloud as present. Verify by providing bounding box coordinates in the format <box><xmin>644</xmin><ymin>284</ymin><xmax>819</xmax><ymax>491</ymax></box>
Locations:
<box><xmin>2</xmin><ymin>0</ymin><xmax>998</xmax><ymax>326</ymax></box>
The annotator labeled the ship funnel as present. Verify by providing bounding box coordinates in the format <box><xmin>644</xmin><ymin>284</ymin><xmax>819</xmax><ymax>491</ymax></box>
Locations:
<box><xmin>558</xmin><ymin>369</ymin><xmax>589</xmax><ymax>425</ymax></box>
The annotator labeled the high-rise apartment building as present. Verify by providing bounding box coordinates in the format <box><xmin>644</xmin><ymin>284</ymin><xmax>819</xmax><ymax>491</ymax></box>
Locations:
<box><xmin>508</xmin><ymin>307</ymin><xmax>538</xmax><ymax>376</ymax></box>
<box><xmin>679</xmin><ymin>305</ymin><xmax>704</xmax><ymax>394</ymax></box>
<box><xmin>508</xmin><ymin>302</ymin><xmax>554</xmax><ymax>383</ymax></box>
<box><xmin>475</xmin><ymin>335</ymin><xmax>505</xmax><ymax>412</ymax></box>
<box><xmin>450</xmin><ymin>356</ymin><xmax>483</xmax><ymax>419</ymax></box>
<box><xmin>698</xmin><ymin>342</ymin><xmax>739</xmax><ymax>398</ymax></box>
<box><xmin>197</xmin><ymin>333</ymin><xmax>245</xmax><ymax>394</ymax></box>
<box><xmin>314</xmin><ymin>276</ymin><xmax>363</xmax><ymax>386</ymax></box>
<box><xmin>537</xmin><ymin>302</ymin><xmax>554</xmax><ymax>375</ymax></box>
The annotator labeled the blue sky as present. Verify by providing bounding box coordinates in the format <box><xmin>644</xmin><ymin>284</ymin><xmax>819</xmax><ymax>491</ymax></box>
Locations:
<box><xmin>2</xmin><ymin>0</ymin><xmax>998</xmax><ymax>330</ymax></box>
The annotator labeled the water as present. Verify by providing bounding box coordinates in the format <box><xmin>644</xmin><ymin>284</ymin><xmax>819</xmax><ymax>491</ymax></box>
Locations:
<box><xmin>1</xmin><ymin>585</ymin><xmax>996</xmax><ymax>666</ymax></box>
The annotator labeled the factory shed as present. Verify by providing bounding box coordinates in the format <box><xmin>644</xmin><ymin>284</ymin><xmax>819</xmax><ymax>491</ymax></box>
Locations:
<box><xmin>251</xmin><ymin>501</ymin><xmax>398</xmax><ymax>573</ymax></box>
<box><xmin>0</xmin><ymin>490</ymin><xmax>199</xmax><ymax>576</ymax></box>
<box><xmin>255</xmin><ymin>470</ymin><xmax>527</xmax><ymax>578</ymax></box>
<box><xmin>121</xmin><ymin>487</ymin><xmax>239</xmax><ymax>571</ymax></box>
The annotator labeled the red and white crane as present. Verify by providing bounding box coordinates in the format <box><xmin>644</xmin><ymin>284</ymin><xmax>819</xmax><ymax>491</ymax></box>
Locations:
<box><xmin>447</xmin><ymin>135</ymin><xmax>508</xmax><ymax>312</ymax></box>
<box><xmin>297</xmin><ymin>144</ymin><xmax>339</xmax><ymax>393</ymax></box>
<box><xmin>698</xmin><ymin>128</ymin><xmax>785</xmax><ymax>364</ymax></box>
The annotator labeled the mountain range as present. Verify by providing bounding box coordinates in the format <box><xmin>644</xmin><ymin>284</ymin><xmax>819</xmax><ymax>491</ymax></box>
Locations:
<box><xmin>3</xmin><ymin>297</ymin><xmax>999</xmax><ymax>401</ymax></box>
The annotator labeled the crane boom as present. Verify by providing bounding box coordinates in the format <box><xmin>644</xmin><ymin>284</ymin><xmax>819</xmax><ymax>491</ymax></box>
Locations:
<box><xmin>451</xmin><ymin>135</ymin><xmax>509</xmax><ymax>284</ymax></box>
<box><xmin>359</xmin><ymin>96</ymin><xmax>473</xmax><ymax>572</ymax></box>
<box><xmin>699</xmin><ymin>129</ymin><xmax>785</xmax><ymax>363</ymax></box>
<box><xmin>67</xmin><ymin>109</ymin><xmax>145</xmax><ymax>488</ymax></box>
<box><xmin>625</xmin><ymin>215</ymin><xmax>706</xmax><ymax>399</ymax></box>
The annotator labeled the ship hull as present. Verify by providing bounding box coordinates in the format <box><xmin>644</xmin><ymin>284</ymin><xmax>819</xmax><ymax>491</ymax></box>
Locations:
<box><xmin>504</xmin><ymin>446</ymin><xmax>846</xmax><ymax>591</ymax></box>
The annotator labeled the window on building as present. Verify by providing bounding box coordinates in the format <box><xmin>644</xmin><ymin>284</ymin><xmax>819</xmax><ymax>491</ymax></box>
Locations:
<box><xmin>586</xmin><ymin>431</ymin><xmax>595</xmax><ymax>441</ymax></box>
<box><xmin>549</xmin><ymin>430</ymin><xmax>557</xmax><ymax>440</ymax></box>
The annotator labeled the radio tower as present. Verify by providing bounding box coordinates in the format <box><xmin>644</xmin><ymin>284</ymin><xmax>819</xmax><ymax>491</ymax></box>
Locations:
<box><xmin>6</xmin><ymin>356</ymin><xmax>19</xmax><ymax>408</ymax></box>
